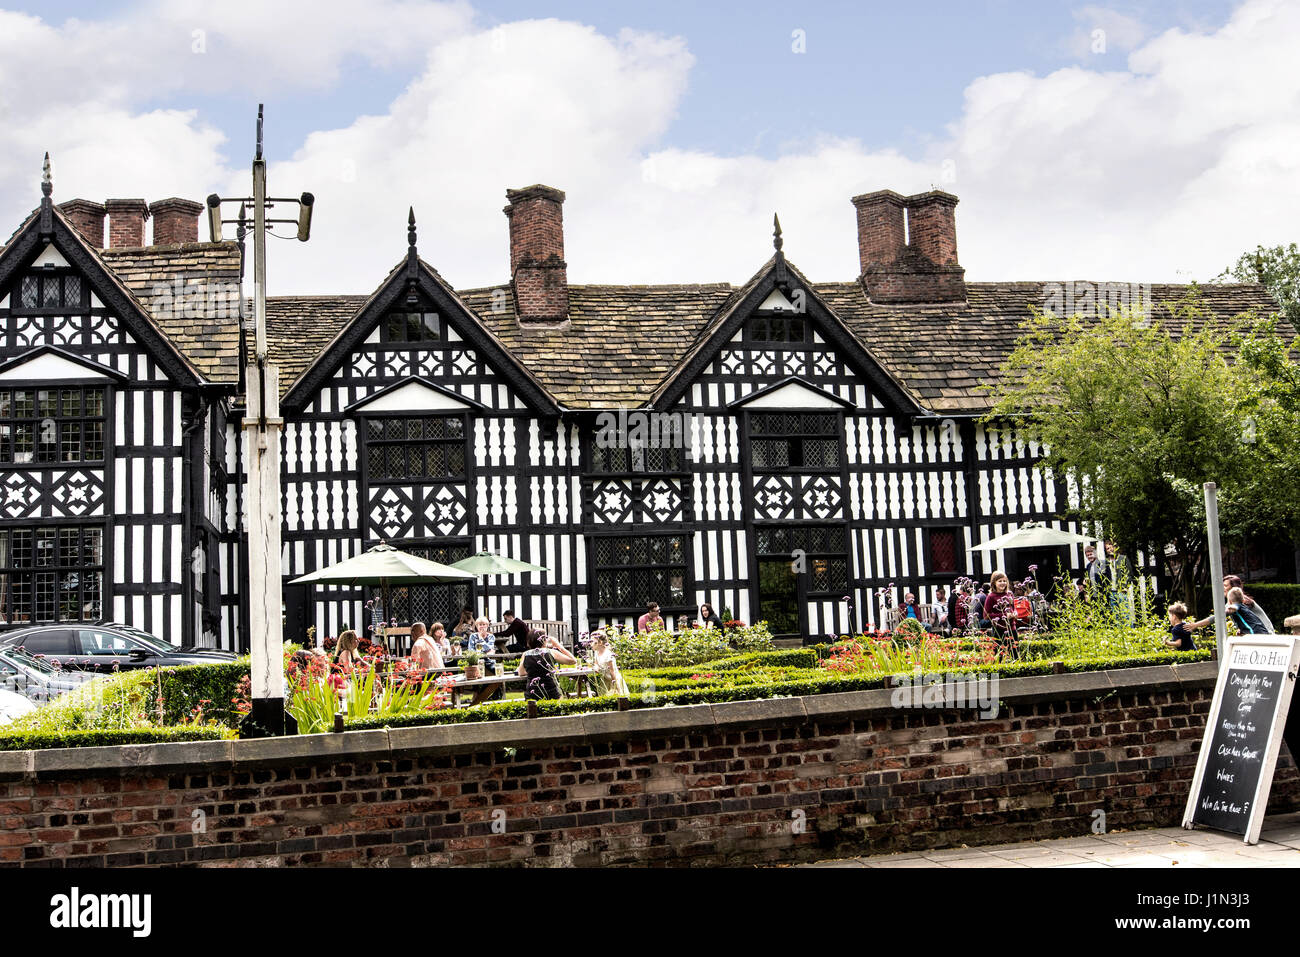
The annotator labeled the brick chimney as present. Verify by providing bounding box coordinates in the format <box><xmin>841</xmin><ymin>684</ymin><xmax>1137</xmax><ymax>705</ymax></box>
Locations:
<box><xmin>906</xmin><ymin>190</ymin><xmax>959</xmax><ymax>265</ymax></box>
<box><xmin>106</xmin><ymin>198</ymin><xmax>150</xmax><ymax>248</ymax></box>
<box><xmin>149</xmin><ymin>198</ymin><xmax>204</xmax><ymax>246</ymax></box>
<box><xmin>504</xmin><ymin>184</ymin><xmax>567</xmax><ymax>323</ymax></box>
<box><xmin>854</xmin><ymin>189</ymin><xmax>966</xmax><ymax>303</ymax></box>
<box><xmin>851</xmin><ymin>190</ymin><xmax>906</xmax><ymax>273</ymax></box>
<box><xmin>58</xmin><ymin>199</ymin><xmax>106</xmax><ymax>248</ymax></box>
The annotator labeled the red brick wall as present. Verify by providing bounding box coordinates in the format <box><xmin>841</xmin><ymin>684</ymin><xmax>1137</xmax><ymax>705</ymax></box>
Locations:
<box><xmin>106</xmin><ymin>199</ymin><xmax>149</xmax><ymax>248</ymax></box>
<box><xmin>57</xmin><ymin>200</ymin><xmax>106</xmax><ymax>248</ymax></box>
<box><xmin>2</xmin><ymin>665</ymin><xmax>1295</xmax><ymax>867</ymax></box>
<box><xmin>149</xmin><ymin>199</ymin><xmax>203</xmax><ymax>246</ymax></box>
<box><xmin>906</xmin><ymin>191</ymin><xmax>959</xmax><ymax>266</ymax></box>
<box><xmin>851</xmin><ymin>190</ymin><xmax>907</xmax><ymax>272</ymax></box>
<box><xmin>504</xmin><ymin>185</ymin><xmax>567</xmax><ymax>321</ymax></box>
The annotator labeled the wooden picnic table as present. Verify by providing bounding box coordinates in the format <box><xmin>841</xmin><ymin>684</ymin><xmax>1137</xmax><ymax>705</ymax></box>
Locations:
<box><xmin>448</xmin><ymin>667</ymin><xmax>600</xmax><ymax>708</ymax></box>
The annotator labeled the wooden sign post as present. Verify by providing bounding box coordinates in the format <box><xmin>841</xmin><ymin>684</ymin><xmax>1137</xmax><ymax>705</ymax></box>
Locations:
<box><xmin>1183</xmin><ymin>634</ymin><xmax>1300</xmax><ymax>843</ymax></box>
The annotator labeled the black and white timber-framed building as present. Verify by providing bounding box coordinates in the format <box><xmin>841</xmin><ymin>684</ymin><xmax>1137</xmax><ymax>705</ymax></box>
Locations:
<box><xmin>0</xmin><ymin>172</ymin><xmax>1284</xmax><ymax>649</ymax></box>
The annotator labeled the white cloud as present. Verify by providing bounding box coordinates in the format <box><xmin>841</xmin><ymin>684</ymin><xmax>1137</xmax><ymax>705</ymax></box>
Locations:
<box><xmin>2</xmin><ymin>0</ymin><xmax>1298</xmax><ymax>300</ymax></box>
<box><xmin>1065</xmin><ymin>6</ymin><xmax>1148</xmax><ymax>59</ymax></box>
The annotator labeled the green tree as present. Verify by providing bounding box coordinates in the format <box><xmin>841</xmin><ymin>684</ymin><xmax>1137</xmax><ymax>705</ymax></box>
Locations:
<box><xmin>1217</xmin><ymin>244</ymin><xmax>1300</xmax><ymax>332</ymax></box>
<box><xmin>988</xmin><ymin>293</ymin><xmax>1258</xmax><ymax>605</ymax></box>
<box><xmin>1224</xmin><ymin>316</ymin><xmax>1300</xmax><ymax>553</ymax></box>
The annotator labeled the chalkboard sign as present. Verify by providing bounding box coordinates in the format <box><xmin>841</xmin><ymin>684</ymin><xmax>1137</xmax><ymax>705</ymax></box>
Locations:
<box><xmin>1183</xmin><ymin>635</ymin><xmax>1300</xmax><ymax>844</ymax></box>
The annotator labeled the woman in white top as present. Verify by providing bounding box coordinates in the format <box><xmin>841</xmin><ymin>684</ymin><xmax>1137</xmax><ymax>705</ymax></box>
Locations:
<box><xmin>590</xmin><ymin>631</ymin><xmax>629</xmax><ymax>697</ymax></box>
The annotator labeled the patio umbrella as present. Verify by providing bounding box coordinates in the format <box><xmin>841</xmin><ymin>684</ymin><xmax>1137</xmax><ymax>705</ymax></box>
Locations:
<box><xmin>970</xmin><ymin>522</ymin><xmax>1098</xmax><ymax>552</ymax></box>
<box><xmin>289</xmin><ymin>542</ymin><xmax>475</xmax><ymax>630</ymax></box>
<box><xmin>449</xmin><ymin>550</ymin><xmax>548</xmax><ymax>621</ymax></box>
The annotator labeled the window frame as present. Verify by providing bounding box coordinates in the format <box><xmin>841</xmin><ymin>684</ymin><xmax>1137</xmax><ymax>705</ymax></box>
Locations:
<box><xmin>924</xmin><ymin>526</ymin><xmax>965</xmax><ymax>578</ymax></box>
<box><xmin>746</xmin><ymin>410</ymin><xmax>844</xmax><ymax>474</ymax></box>
<box><xmin>11</xmin><ymin>267</ymin><xmax>87</xmax><ymax>316</ymax></box>
<box><xmin>379</xmin><ymin>310</ymin><xmax>443</xmax><ymax>344</ymax></box>
<box><xmin>752</xmin><ymin>523</ymin><xmax>850</xmax><ymax>597</ymax></box>
<box><xmin>0</xmin><ymin>384</ymin><xmax>108</xmax><ymax>467</ymax></box>
<box><xmin>0</xmin><ymin>524</ymin><xmax>106</xmax><ymax>627</ymax></box>
<box><xmin>586</xmin><ymin>532</ymin><xmax>693</xmax><ymax>615</ymax></box>
<box><xmin>359</xmin><ymin>411</ymin><xmax>470</xmax><ymax>484</ymax></box>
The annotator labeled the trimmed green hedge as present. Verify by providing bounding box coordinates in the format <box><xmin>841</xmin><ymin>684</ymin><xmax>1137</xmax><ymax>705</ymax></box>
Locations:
<box><xmin>156</xmin><ymin>658</ymin><xmax>250</xmax><ymax>726</ymax></box>
<box><xmin>625</xmin><ymin>648</ymin><xmax>818</xmax><ymax>681</ymax></box>
<box><xmin>0</xmin><ymin>726</ymin><xmax>230</xmax><ymax>751</ymax></box>
<box><xmin>345</xmin><ymin>647</ymin><xmax>1213</xmax><ymax>732</ymax></box>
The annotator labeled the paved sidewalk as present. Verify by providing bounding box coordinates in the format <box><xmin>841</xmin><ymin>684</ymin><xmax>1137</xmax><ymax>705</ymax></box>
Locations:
<box><xmin>802</xmin><ymin>812</ymin><xmax>1300</xmax><ymax>868</ymax></box>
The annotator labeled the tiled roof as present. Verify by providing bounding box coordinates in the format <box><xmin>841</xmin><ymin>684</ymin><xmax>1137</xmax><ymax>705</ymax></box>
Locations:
<box><xmin>264</xmin><ymin>295</ymin><xmax>368</xmax><ymax>392</ymax></box>
<box><xmin>463</xmin><ymin>283</ymin><xmax>736</xmax><ymax>409</ymax></box>
<box><xmin>251</xmin><ymin>274</ymin><xmax>1283</xmax><ymax>413</ymax></box>
<box><xmin>818</xmin><ymin>281</ymin><xmax>1285</xmax><ymax>413</ymax></box>
<box><xmin>99</xmin><ymin>241</ymin><xmax>244</xmax><ymax>384</ymax></box>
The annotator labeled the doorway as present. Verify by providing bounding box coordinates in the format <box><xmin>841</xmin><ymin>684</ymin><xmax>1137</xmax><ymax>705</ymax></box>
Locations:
<box><xmin>757</xmin><ymin>557</ymin><xmax>801</xmax><ymax>637</ymax></box>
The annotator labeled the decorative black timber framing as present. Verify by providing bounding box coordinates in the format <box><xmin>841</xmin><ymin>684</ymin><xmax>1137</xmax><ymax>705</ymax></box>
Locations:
<box><xmin>281</xmin><ymin>257</ymin><xmax>559</xmax><ymax>417</ymax></box>
<box><xmin>651</xmin><ymin>257</ymin><xmax>923</xmax><ymax>417</ymax></box>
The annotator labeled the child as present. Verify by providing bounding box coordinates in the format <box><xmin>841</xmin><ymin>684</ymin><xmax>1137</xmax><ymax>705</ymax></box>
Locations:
<box><xmin>1165</xmin><ymin>602</ymin><xmax>1212</xmax><ymax>651</ymax></box>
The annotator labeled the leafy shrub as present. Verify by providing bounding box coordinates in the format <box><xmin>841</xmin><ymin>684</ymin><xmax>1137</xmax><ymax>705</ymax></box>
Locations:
<box><xmin>0</xmin><ymin>725</ymin><xmax>230</xmax><ymax>750</ymax></box>
<box><xmin>1241</xmin><ymin>584</ymin><xmax>1300</xmax><ymax>621</ymax></box>
<box><xmin>344</xmin><ymin>647</ymin><xmax>1213</xmax><ymax>732</ymax></box>
<box><xmin>607</xmin><ymin>622</ymin><xmax>773</xmax><ymax>669</ymax></box>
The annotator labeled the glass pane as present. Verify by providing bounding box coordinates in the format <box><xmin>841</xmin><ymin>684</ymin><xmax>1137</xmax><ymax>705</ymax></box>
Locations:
<box><xmin>35</xmin><ymin>529</ymin><xmax>56</xmax><ymax>566</ymax></box>
<box><xmin>12</xmin><ymin>530</ymin><xmax>32</xmax><ymax>568</ymax></box>
<box><xmin>405</xmin><ymin>419</ymin><xmax>423</xmax><ymax>440</ymax></box>
<box><xmin>406</xmin><ymin>313</ymin><xmax>423</xmax><ymax>341</ymax></box>
<box><xmin>85</xmin><ymin>421</ymin><xmax>104</xmax><ymax>461</ymax></box>
<box><xmin>34</xmin><ymin>572</ymin><xmax>56</xmax><ymax>621</ymax></box>
<box><xmin>385</xmin><ymin>315</ymin><xmax>405</xmax><ymax>341</ymax></box>
<box><xmin>60</xmin><ymin>422</ymin><xmax>81</xmax><ymax>462</ymax></box>
<box><xmin>447</xmin><ymin>447</ymin><xmax>465</xmax><ymax>477</ymax></box>
<box><xmin>85</xmin><ymin>389</ymin><xmax>104</xmax><ymax>417</ymax></box>
<box><xmin>367</xmin><ymin>445</ymin><xmax>384</xmax><ymax>477</ymax></box>
<box><xmin>58</xmin><ymin>528</ymin><xmax>79</xmax><ymax>565</ymax></box>
<box><xmin>420</xmin><ymin>313</ymin><xmax>440</xmax><ymax>340</ymax></box>
<box><xmin>35</xmin><ymin>418</ymin><xmax>57</xmax><ymax>464</ymax></box>
<box><xmin>383</xmin><ymin>419</ymin><xmax>403</xmax><ymax>440</ymax></box>
<box><xmin>63</xmin><ymin>275</ymin><xmax>83</xmax><ymax>307</ymax></box>
<box><xmin>14</xmin><ymin>391</ymin><xmax>33</xmax><ymax>418</ymax></box>
<box><xmin>60</xmin><ymin>390</ymin><xmax>81</xmax><ymax>416</ymax></box>
<box><xmin>83</xmin><ymin>528</ymin><xmax>102</xmax><ymax>564</ymax></box>
<box><xmin>41</xmin><ymin>276</ymin><xmax>61</xmax><ymax>307</ymax></box>
<box><xmin>19</xmin><ymin>275</ymin><xmax>38</xmax><ymax>309</ymax></box>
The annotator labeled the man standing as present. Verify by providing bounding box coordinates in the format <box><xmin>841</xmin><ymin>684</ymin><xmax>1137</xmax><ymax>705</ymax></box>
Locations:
<box><xmin>1083</xmin><ymin>545</ymin><xmax>1107</xmax><ymax>599</ymax></box>
<box><xmin>637</xmin><ymin>602</ymin><xmax>664</xmax><ymax>632</ymax></box>
<box><xmin>500</xmin><ymin>609</ymin><xmax>530</xmax><ymax>653</ymax></box>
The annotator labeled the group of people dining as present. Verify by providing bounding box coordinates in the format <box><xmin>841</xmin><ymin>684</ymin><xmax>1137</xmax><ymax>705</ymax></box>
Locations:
<box><xmin>331</xmin><ymin>610</ymin><xmax>631</xmax><ymax>703</ymax></box>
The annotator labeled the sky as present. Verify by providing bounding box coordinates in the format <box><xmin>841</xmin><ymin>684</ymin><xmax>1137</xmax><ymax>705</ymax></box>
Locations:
<box><xmin>1</xmin><ymin>0</ymin><xmax>1296</xmax><ymax>295</ymax></box>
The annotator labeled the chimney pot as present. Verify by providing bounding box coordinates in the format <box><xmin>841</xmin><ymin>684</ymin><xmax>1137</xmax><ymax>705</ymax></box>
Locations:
<box><xmin>105</xmin><ymin>198</ymin><xmax>150</xmax><ymax>248</ymax></box>
<box><xmin>149</xmin><ymin>197</ymin><xmax>204</xmax><ymax>246</ymax></box>
<box><xmin>58</xmin><ymin>199</ymin><xmax>107</xmax><ymax>248</ymax></box>
<box><xmin>504</xmin><ymin>184</ymin><xmax>567</xmax><ymax>323</ymax></box>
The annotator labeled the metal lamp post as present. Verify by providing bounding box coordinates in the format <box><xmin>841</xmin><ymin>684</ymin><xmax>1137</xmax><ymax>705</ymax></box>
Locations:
<box><xmin>208</xmin><ymin>105</ymin><xmax>314</xmax><ymax>735</ymax></box>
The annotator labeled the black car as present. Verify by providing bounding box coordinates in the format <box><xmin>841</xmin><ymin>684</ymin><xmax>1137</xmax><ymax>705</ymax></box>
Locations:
<box><xmin>0</xmin><ymin>623</ymin><xmax>236</xmax><ymax>673</ymax></box>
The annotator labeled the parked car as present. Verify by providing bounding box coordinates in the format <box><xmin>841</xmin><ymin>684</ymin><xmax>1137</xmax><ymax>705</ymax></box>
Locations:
<box><xmin>0</xmin><ymin>686</ymin><xmax>36</xmax><ymax>724</ymax></box>
<box><xmin>0</xmin><ymin>624</ymin><xmax>236</xmax><ymax>674</ymax></box>
<box><xmin>0</xmin><ymin>645</ymin><xmax>94</xmax><ymax>703</ymax></box>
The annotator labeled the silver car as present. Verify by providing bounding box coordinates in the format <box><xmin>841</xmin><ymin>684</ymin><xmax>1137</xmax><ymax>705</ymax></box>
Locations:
<box><xmin>0</xmin><ymin>645</ymin><xmax>94</xmax><ymax>704</ymax></box>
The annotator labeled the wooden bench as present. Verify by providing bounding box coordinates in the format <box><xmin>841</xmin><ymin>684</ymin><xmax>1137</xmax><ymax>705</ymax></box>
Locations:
<box><xmin>447</xmin><ymin>667</ymin><xmax>598</xmax><ymax>708</ymax></box>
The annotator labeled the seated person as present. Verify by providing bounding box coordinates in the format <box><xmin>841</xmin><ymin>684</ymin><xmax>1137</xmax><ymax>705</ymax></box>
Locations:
<box><xmin>1165</xmin><ymin>602</ymin><xmax>1211</xmax><ymax>651</ymax></box>
<box><xmin>431</xmin><ymin>622</ymin><xmax>452</xmax><ymax>658</ymax></box>
<box><xmin>409</xmin><ymin>621</ymin><xmax>444</xmax><ymax>672</ymax></box>
<box><xmin>500</xmin><ymin>610</ymin><xmax>530</xmax><ymax>653</ymax></box>
<box><xmin>638</xmin><ymin>602</ymin><xmax>664</xmax><ymax>633</ymax></box>
<box><xmin>467</xmin><ymin>616</ymin><xmax>495</xmax><ymax>653</ymax></box>
<box><xmin>517</xmin><ymin>630</ymin><xmax>576</xmax><ymax>701</ymax></box>
<box><xmin>452</xmin><ymin>609</ymin><xmax>475</xmax><ymax>638</ymax></box>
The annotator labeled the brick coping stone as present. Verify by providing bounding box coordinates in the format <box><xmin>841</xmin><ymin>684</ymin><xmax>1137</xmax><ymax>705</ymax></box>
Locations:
<box><xmin>0</xmin><ymin>661</ymin><xmax>1216</xmax><ymax>777</ymax></box>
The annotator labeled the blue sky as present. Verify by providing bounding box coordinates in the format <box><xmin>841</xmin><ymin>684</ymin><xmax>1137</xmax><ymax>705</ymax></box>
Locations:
<box><xmin>1</xmin><ymin>1</ymin><xmax>1293</xmax><ymax>293</ymax></box>
<box><xmin>25</xmin><ymin>0</ymin><xmax>1239</xmax><ymax>165</ymax></box>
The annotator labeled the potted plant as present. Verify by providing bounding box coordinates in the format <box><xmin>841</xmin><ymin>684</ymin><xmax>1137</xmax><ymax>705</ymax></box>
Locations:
<box><xmin>461</xmin><ymin>649</ymin><xmax>482</xmax><ymax>680</ymax></box>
